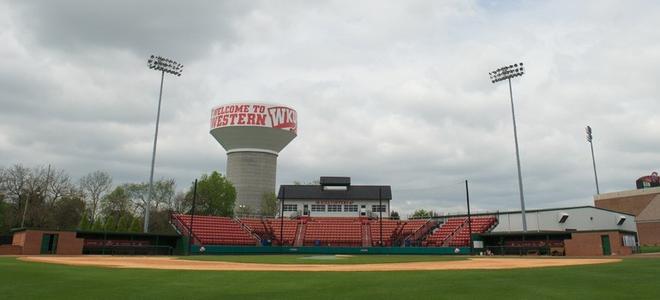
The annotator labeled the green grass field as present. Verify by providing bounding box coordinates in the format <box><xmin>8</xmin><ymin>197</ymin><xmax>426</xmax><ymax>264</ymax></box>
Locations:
<box><xmin>641</xmin><ymin>245</ymin><xmax>660</xmax><ymax>253</ymax></box>
<box><xmin>1</xmin><ymin>256</ymin><xmax>659</xmax><ymax>299</ymax></box>
<box><xmin>183</xmin><ymin>254</ymin><xmax>465</xmax><ymax>264</ymax></box>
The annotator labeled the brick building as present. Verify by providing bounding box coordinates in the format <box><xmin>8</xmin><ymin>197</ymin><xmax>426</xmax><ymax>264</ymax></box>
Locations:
<box><xmin>595</xmin><ymin>186</ymin><xmax>660</xmax><ymax>246</ymax></box>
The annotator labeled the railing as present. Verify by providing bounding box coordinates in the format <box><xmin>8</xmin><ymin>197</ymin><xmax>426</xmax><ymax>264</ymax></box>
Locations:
<box><xmin>484</xmin><ymin>245</ymin><xmax>564</xmax><ymax>256</ymax></box>
<box><xmin>170</xmin><ymin>214</ymin><xmax>202</xmax><ymax>245</ymax></box>
<box><xmin>84</xmin><ymin>245</ymin><xmax>174</xmax><ymax>255</ymax></box>
<box><xmin>404</xmin><ymin>219</ymin><xmax>438</xmax><ymax>247</ymax></box>
<box><xmin>234</xmin><ymin>217</ymin><xmax>263</xmax><ymax>245</ymax></box>
<box><xmin>440</xmin><ymin>217</ymin><xmax>468</xmax><ymax>246</ymax></box>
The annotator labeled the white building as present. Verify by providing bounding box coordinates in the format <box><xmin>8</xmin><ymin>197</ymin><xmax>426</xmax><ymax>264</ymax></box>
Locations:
<box><xmin>277</xmin><ymin>177</ymin><xmax>391</xmax><ymax>218</ymax></box>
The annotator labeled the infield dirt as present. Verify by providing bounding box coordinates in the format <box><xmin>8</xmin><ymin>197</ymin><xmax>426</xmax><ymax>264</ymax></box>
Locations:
<box><xmin>19</xmin><ymin>256</ymin><xmax>621</xmax><ymax>272</ymax></box>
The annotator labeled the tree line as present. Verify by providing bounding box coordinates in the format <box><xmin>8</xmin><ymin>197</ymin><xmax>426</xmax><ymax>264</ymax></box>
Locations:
<box><xmin>0</xmin><ymin>164</ymin><xmax>241</xmax><ymax>234</ymax></box>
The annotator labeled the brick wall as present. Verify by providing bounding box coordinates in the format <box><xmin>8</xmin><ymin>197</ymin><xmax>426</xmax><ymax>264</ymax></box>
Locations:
<box><xmin>0</xmin><ymin>245</ymin><xmax>22</xmax><ymax>255</ymax></box>
<box><xmin>637</xmin><ymin>222</ymin><xmax>660</xmax><ymax>246</ymax></box>
<box><xmin>595</xmin><ymin>195</ymin><xmax>655</xmax><ymax>216</ymax></box>
<box><xmin>564</xmin><ymin>231</ymin><xmax>633</xmax><ymax>256</ymax></box>
<box><xmin>12</xmin><ymin>230</ymin><xmax>83</xmax><ymax>255</ymax></box>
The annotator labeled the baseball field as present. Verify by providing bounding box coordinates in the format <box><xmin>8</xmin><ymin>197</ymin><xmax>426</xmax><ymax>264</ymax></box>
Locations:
<box><xmin>1</xmin><ymin>255</ymin><xmax>659</xmax><ymax>299</ymax></box>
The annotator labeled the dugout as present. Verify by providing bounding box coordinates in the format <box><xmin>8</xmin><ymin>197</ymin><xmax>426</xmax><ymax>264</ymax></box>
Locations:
<box><xmin>477</xmin><ymin>206</ymin><xmax>639</xmax><ymax>256</ymax></box>
<box><xmin>0</xmin><ymin>228</ymin><xmax>183</xmax><ymax>255</ymax></box>
<box><xmin>77</xmin><ymin>231</ymin><xmax>181</xmax><ymax>255</ymax></box>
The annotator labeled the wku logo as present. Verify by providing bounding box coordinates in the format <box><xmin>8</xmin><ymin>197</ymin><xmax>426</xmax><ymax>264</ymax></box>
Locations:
<box><xmin>267</xmin><ymin>106</ymin><xmax>297</xmax><ymax>133</ymax></box>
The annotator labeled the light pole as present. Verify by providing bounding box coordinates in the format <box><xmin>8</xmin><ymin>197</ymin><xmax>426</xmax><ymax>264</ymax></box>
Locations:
<box><xmin>465</xmin><ymin>179</ymin><xmax>473</xmax><ymax>254</ymax></box>
<box><xmin>489</xmin><ymin>62</ymin><xmax>527</xmax><ymax>232</ymax></box>
<box><xmin>145</xmin><ymin>55</ymin><xmax>183</xmax><ymax>232</ymax></box>
<box><xmin>586</xmin><ymin>126</ymin><xmax>600</xmax><ymax>194</ymax></box>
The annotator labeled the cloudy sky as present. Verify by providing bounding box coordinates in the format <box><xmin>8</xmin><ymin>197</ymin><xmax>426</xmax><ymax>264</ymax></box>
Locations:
<box><xmin>1</xmin><ymin>0</ymin><xmax>659</xmax><ymax>216</ymax></box>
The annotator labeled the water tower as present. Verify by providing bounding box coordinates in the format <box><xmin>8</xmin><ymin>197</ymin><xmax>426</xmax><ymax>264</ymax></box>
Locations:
<box><xmin>210</xmin><ymin>103</ymin><xmax>297</xmax><ymax>214</ymax></box>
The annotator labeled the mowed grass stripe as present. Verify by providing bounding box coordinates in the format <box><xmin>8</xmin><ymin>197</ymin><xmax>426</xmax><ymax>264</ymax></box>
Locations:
<box><xmin>180</xmin><ymin>254</ymin><xmax>466</xmax><ymax>264</ymax></box>
<box><xmin>0</xmin><ymin>257</ymin><xmax>658</xmax><ymax>299</ymax></box>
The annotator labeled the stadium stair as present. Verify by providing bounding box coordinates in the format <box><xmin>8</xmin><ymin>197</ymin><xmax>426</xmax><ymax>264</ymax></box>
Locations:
<box><xmin>362</xmin><ymin>221</ymin><xmax>372</xmax><ymax>247</ymax></box>
<box><xmin>293</xmin><ymin>222</ymin><xmax>306</xmax><ymax>247</ymax></box>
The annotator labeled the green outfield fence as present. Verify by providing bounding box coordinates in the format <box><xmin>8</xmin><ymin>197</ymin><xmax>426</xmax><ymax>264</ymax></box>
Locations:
<box><xmin>190</xmin><ymin>245</ymin><xmax>470</xmax><ymax>255</ymax></box>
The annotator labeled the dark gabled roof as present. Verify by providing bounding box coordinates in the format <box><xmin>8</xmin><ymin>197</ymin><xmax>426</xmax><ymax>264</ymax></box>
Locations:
<box><xmin>278</xmin><ymin>185</ymin><xmax>392</xmax><ymax>201</ymax></box>
<box><xmin>320</xmin><ymin>176</ymin><xmax>351</xmax><ymax>186</ymax></box>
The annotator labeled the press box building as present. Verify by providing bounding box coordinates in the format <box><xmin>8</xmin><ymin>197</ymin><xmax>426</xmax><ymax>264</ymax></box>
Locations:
<box><xmin>277</xmin><ymin>177</ymin><xmax>391</xmax><ymax>218</ymax></box>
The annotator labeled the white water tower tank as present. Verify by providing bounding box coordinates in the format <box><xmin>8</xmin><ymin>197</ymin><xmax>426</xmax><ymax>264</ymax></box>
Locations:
<box><xmin>210</xmin><ymin>103</ymin><xmax>297</xmax><ymax>214</ymax></box>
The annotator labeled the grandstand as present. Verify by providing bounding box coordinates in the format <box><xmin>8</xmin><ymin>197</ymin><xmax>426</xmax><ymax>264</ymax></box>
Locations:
<box><xmin>171</xmin><ymin>214</ymin><xmax>497</xmax><ymax>248</ymax></box>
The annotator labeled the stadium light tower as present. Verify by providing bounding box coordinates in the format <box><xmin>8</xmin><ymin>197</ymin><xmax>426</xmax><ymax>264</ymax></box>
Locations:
<box><xmin>145</xmin><ymin>55</ymin><xmax>183</xmax><ymax>233</ymax></box>
<box><xmin>586</xmin><ymin>126</ymin><xmax>600</xmax><ymax>195</ymax></box>
<box><xmin>489</xmin><ymin>62</ymin><xmax>528</xmax><ymax>232</ymax></box>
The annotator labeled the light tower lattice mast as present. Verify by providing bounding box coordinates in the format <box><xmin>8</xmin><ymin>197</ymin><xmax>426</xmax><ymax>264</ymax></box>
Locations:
<box><xmin>489</xmin><ymin>62</ymin><xmax>528</xmax><ymax>232</ymax></box>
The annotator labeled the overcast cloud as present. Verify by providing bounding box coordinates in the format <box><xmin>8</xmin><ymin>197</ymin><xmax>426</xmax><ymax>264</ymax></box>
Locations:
<box><xmin>1</xmin><ymin>0</ymin><xmax>659</xmax><ymax>217</ymax></box>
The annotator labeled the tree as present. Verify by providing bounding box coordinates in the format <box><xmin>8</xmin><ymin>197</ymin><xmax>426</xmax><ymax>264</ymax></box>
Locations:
<box><xmin>0</xmin><ymin>196</ymin><xmax>7</xmax><ymax>233</ymax></box>
<box><xmin>411</xmin><ymin>209</ymin><xmax>433</xmax><ymax>219</ymax></box>
<box><xmin>91</xmin><ymin>217</ymin><xmax>105</xmax><ymax>231</ymax></box>
<box><xmin>390</xmin><ymin>210</ymin><xmax>400</xmax><ymax>220</ymax></box>
<box><xmin>260</xmin><ymin>192</ymin><xmax>278</xmax><ymax>217</ymax></box>
<box><xmin>103</xmin><ymin>215</ymin><xmax>117</xmax><ymax>232</ymax></box>
<box><xmin>123</xmin><ymin>179</ymin><xmax>176</xmax><ymax>217</ymax></box>
<box><xmin>147</xmin><ymin>209</ymin><xmax>176</xmax><ymax>234</ymax></box>
<box><xmin>50</xmin><ymin>195</ymin><xmax>85</xmax><ymax>230</ymax></box>
<box><xmin>116</xmin><ymin>214</ymin><xmax>132</xmax><ymax>232</ymax></box>
<box><xmin>100</xmin><ymin>186</ymin><xmax>132</xmax><ymax>223</ymax></box>
<box><xmin>122</xmin><ymin>179</ymin><xmax>176</xmax><ymax>232</ymax></box>
<box><xmin>0</xmin><ymin>164</ymin><xmax>30</xmax><ymax>226</ymax></box>
<box><xmin>153</xmin><ymin>179</ymin><xmax>176</xmax><ymax>211</ymax></box>
<box><xmin>0</xmin><ymin>164</ymin><xmax>77</xmax><ymax>229</ymax></box>
<box><xmin>171</xmin><ymin>191</ymin><xmax>190</xmax><ymax>213</ymax></box>
<box><xmin>79</xmin><ymin>171</ymin><xmax>112</xmax><ymax>224</ymax></box>
<box><xmin>129</xmin><ymin>218</ymin><xmax>142</xmax><ymax>232</ymax></box>
<box><xmin>79</xmin><ymin>211</ymin><xmax>91</xmax><ymax>230</ymax></box>
<box><xmin>188</xmin><ymin>171</ymin><xmax>235</xmax><ymax>217</ymax></box>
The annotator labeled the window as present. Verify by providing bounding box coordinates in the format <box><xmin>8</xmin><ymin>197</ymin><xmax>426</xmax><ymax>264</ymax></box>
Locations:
<box><xmin>283</xmin><ymin>204</ymin><xmax>297</xmax><ymax>212</ymax></box>
<box><xmin>327</xmin><ymin>205</ymin><xmax>342</xmax><ymax>212</ymax></box>
<box><xmin>344</xmin><ymin>204</ymin><xmax>358</xmax><ymax>212</ymax></box>
<box><xmin>311</xmin><ymin>204</ymin><xmax>325</xmax><ymax>212</ymax></box>
<box><xmin>372</xmin><ymin>205</ymin><xmax>386</xmax><ymax>213</ymax></box>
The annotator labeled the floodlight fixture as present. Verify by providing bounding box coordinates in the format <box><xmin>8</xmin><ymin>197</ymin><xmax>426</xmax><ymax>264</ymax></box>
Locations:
<box><xmin>489</xmin><ymin>62</ymin><xmax>524</xmax><ymax>83</ymax></box>
<box><xmin>148</xmin><ymin>55</ymin><xmax>184</xmax><ymax>76</ymax></box>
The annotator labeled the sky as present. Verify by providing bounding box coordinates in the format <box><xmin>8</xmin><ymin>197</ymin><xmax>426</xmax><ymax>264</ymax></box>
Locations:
<box><xmin>1</xmin><ymin>0</ymin><xmax>659</xmax><ymax>217</ymax></box>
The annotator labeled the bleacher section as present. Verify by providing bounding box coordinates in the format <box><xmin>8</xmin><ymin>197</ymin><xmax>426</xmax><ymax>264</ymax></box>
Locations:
<box><xmin>171</xmin><ymin>214</ymin><xmax>496</xmax><ymax>248</ymax></box>
<box><xmin>304</xmin><ymin>218</ymin><xmax>362</xmax><ymax>247</ymax></box>
<box><xmin>369</xmin><ymin>220</ymin><xmax>402</xmax><ymax>246</ymax></box>
<box><xmin>369</xmin><ymin>219</ymin><xmax>430</xmax><ymax>246</ymax></box>
<box><xmin>266</xmin><ymin>218</ymin><xmax>300</xmax><ymax>246</ymax></box>
<box><xmin>172</xmin><ymin>214</ymin><xmax>257</xmax><ymax>246</ymax></box>
<box><xmin>424</xmin><ymin>216</ymin><xmax>497</xmax><ymax>247</ymax></box>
